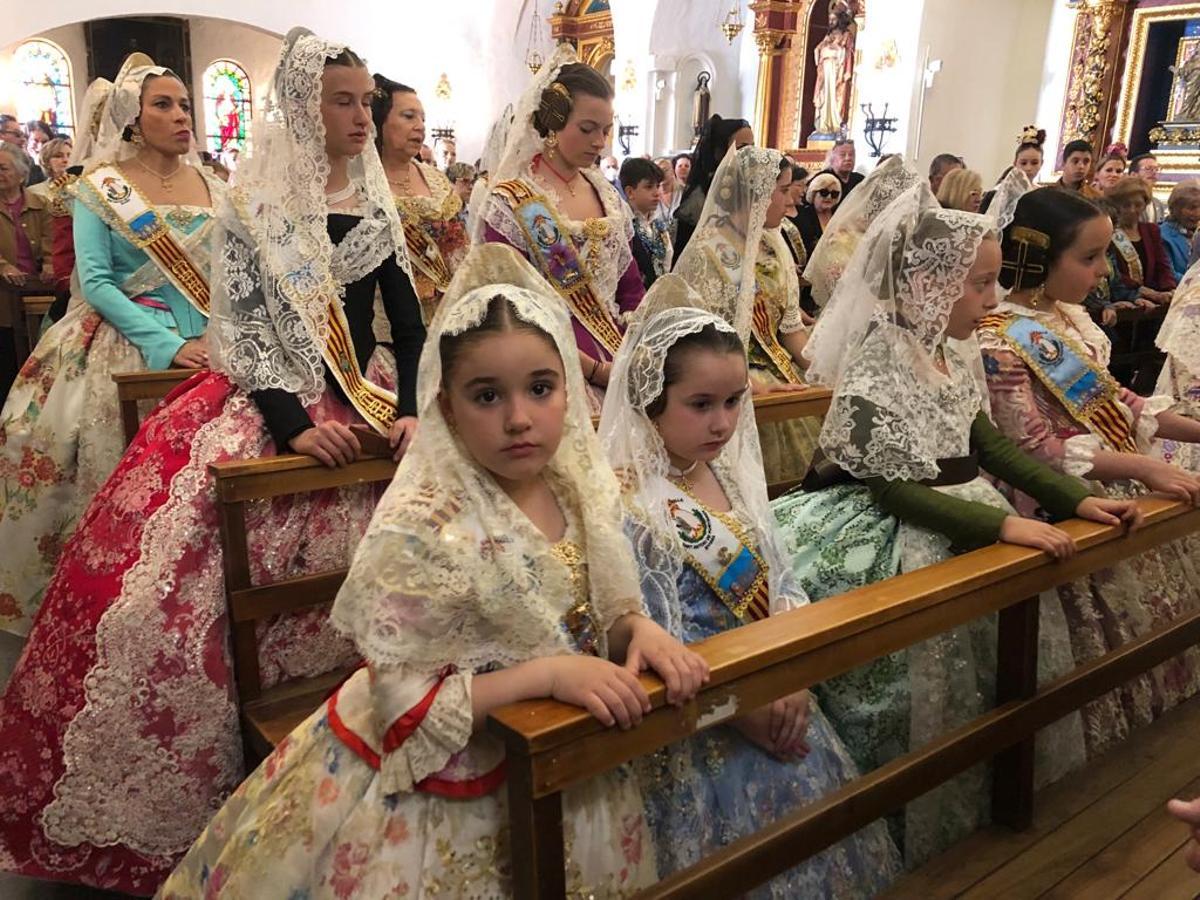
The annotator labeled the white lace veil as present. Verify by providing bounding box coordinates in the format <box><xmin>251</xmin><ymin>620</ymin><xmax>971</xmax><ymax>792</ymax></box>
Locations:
<box><xmin>331</xmin><ymin>244</ymin><xmax>643</xmax><ymax>670</ymax></box>
<box><xmin>808</xmin><ymin>182</ymin><xmax>998</xmax><ymax>482</ymax></box>
<box><xmin>467</xmin><ymin>102</ymin><xmax>514</xmax><ymax>242</ymax></box>
<box><xmin>598</xmin><ymin>277</ymin><xmax>808</xmax><ymax>637</ymax></box>
<box><xmin>987</xmin><ymin>166</ymin><xmax>1034</xmax><ymax>231</ymax></box>
<box><xmin>68</xmin><ymin>76</ymin><xmax>117</xmax><ymax>168</ymax></box>
<box><xmin>207</xmin><ymin>27</ymin><xmax>411</xmax><ymax>404</ymax></box>
<box><xmin>489</xmin><ymin>43</ymin><xmax>578</xmax><ymax>188</ymax></box>
<box><xmin>672</xmin><ymin>144</ymin><xmax>786</xmax><ymax>339</ymax></box>
<box><xmin>803</xmin><ymin>154</ymin><xmax>922</xmax><ymax>307</ymax></box>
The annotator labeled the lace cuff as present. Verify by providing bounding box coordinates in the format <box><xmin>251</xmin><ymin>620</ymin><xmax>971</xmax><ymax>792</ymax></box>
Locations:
<box><xmin>778</xmin><ymin>309</ymin><xmax>808</xmax><ymax>335</ymax></box>
<box><xmin>1134</xmin><ymin>393</ymin><xmax>1174</xmax><ymax>450</ymax></box>
<box><xmin>1062</xmin><ymin>433</ymin><xmax>1103</xmax><ymax>477</ymax></box>
<box><xmin>378</xmin><ymin>671</ymin><xmax>473</xmax><ymax>795</ymax></box>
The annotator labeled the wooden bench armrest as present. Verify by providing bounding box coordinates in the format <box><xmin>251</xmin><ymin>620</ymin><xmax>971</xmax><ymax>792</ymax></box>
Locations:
<box><xmin>750</xmin><ymin>388</ymin><xmax>833</xmax><ymax>424</ymax></box>
<box><xmin>488</xmin><ymin>497</ymin><xmax>1198</xmax><ymax>788</ymax></box>
<box><xmin>112</xmin><ymin>368</ymin><xmax>203</xmax><ymax>400</ymax></box>
<box><xmin>210</xmin><ymin>454</ymin><xmax>399</xmax><ymax>502</ymax></box>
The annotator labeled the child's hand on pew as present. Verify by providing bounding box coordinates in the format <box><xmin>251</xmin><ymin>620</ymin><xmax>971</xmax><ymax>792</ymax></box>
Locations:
<box><xmin>734</xmin><ymin>690</ymin><xmax>812</xmax><ymax>761</ymax></box>
<box><xmin>999</xmin><ymin>516</ymin><xmax>1076</xmax><ymax>560</ymax></box>
<box><xmin>612</xmin><ymin>614</ymin><xmax>710</xmax><ymax>707</ymax></box>
<box><xmin>388</xmin><ymin>416</ymin><xmax>419</xmax><ymax>462</ymax></box>
<box><xmin>1166</xmin><ymin>796</ymin><xmax>1200</xmax><ymax>872</ymax></box>
<box><xmin>1074</xmin><ymin>497</ymin><xmax>1144</xmax><ymax>532</ymax></box>
<box><xmin>290</xmin><ymin>421</ymin><xmax>361</xmax><ymax>468</ymax></box>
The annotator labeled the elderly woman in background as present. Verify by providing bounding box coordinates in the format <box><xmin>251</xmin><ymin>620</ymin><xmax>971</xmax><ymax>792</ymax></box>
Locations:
<box><xmin>937</xmin><ymin>167</ymin><xmax>984</xmax><ymax>212</ymax></box>
<box><xmin>0</xmin><ymin>143</ymin><xmax>51</xmax><ymax>287</ymax></box>
<box><xmin>1160</xmin><ymin>180</ymin><xmax>1200</xmax><ymax>281</ymax></box>
<box><xmin>796</xmin><ymin>170</ymin><xmax>841</xmax><ymax>256</ymax></box>
<box><xmin>1105</xmin><ymin>175</ymin><xmax>1177</xmax><ymax>307</ymax></box>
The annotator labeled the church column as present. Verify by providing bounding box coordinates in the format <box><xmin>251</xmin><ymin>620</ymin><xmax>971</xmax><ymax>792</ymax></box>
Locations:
<box><xmin>750</xmin><ymin>0</ymin><xmax>801</xmax><ymax>149</ymax></box>
<box><xmin>1058</xmin><ymin>0</ymin><xmax>1134</xmax><ymax>158</ymax></box>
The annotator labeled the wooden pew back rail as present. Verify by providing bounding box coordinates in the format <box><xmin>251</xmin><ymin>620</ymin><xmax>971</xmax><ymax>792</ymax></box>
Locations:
<box><xmin>486</xmin><ymin>498</ymin><xmax>1200</xmax><ymax>899</ymax></box>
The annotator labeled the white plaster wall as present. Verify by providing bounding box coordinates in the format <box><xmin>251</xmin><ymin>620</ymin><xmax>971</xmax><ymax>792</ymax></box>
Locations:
<box><xmin>911</xmin><ymin>0</ymin><xmax>1056</xmax><ymax>186</ymax></box>
<box><xmin>848</xmin><ymin>0</ymin><xmax>926</xmax><ymax>164</ymax></box>
<box><xmin>1037</xmin><ymin>0</ymin><xmax>1079</xmax><ymax>176</ymax></box>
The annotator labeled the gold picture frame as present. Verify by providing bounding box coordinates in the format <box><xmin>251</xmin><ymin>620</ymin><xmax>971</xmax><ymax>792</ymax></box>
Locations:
<box><xmin>1116</xmin><ymin>3</ymin><xmax>1200</xmax><ymax>146</ymax></box>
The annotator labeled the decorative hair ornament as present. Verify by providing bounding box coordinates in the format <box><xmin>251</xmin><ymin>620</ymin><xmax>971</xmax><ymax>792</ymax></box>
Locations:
<box><xmin>550</xmin><ymin>82</ymin><xmax>571</xmax><ymax>101</ymax></box>
<box><xmin>1000</xmin><ymin>224</ymin><xmax>1052</xmax><ymax>292</ymax></box>
<box><xmin>1104</xmin><ymin>141</ymin><xmax>1129</xmax><ymax>159</ymax></box>
<box><xmin>536</xmin><ymin>80</ymin><xmax>573</xmax><ymax>135</ymax></box>
<box><xmin>1017</xmin><ymin>125</ymin><xmax>1046</xmax><ymax>148</ymax></box>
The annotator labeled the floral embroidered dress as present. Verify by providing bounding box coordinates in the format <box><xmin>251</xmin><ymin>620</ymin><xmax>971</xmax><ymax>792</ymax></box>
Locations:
<box><xmin>0</xmin><ymin>163</ymin><xmax>220</xmax><ymax>636</ymax></box>
<box><xmin>598</xmin><ymin>300</ymin><xmax>900</xmax><ymax>896</ymax></box>
<box><xmin>1156</xmin><ymin>263</ymin><xmax>1200</xmax><ymax>418</ymax></box>
<box><xmin>159</xmin><ymin>246</ymin><xmax>659</xmax><ymax>899</ymax></box>
<box><xmin>772</xmin><ymin>186</ymin><xmax>1088</xmax><ymax>867</ymax></box>
<box><xmin>979</xmin><ymin>298</ymin><xmax>1200</xmax><ymax>735</ymax></box>
<box><xmin>391</xmin><ymin>161</ymin><xmax>468</xmax><ymax>324</ymax></box>
<box><xmin>0</xmin><ymin>31</ymin><xmax>424</xmax><ymax>895</ymax></box>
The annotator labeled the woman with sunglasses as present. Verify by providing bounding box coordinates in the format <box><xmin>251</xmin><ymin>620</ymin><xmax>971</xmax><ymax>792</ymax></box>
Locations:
<box><xmin>795</xmin><ymin>172</ymin><xmax>841</xmax><ymax>257</ymax></box>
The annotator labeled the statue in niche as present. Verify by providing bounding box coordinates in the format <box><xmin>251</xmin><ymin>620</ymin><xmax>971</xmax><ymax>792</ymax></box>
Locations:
<box><xmin>1170</xmin><ymin>46</ymin><xmax>1200</xmax><ymax>123</ymax></box>
<box><xmin>812</xmin><ymin>0</ymin><xmax>857</xmax><ymax>136</ymax></box>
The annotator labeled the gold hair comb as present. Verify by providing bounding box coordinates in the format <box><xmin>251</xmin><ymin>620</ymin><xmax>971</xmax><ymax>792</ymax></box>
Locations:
<box><xmin>549</xmin><ymin>82</ymin><xmax>571</xmax><ymax>100</ymax></box>
<box><xmin>1010</xmin><ymin>225</ymin><xmax>1050</xmax><ymax>248</ymax></box>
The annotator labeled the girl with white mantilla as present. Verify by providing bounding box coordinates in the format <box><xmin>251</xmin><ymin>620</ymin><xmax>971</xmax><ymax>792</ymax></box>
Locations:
<box><xmin>159</xmin><ymin>244</ymin><xmax>709</xmax><ymax>899</ymax></box>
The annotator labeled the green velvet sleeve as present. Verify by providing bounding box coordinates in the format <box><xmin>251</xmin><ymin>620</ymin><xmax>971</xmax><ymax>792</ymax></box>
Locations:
<box><xmin>971</xmin><ymin>411</ymin><xmax>1091</xmax><ymax>520</ymax></box>
<box><xmin>863</xmin><ymin>476</ymin><xmax>1008</xmax><ymax>553</ymax></box>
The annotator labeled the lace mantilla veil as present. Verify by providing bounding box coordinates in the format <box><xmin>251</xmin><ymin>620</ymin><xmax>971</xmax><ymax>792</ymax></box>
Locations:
<box><xmin>68</xmin><ymin>76</ymin><xmax>116</xmax><ymax>168</ymax></box>
<box><xmin>331</xmin><ymin>244</ymin><xmax>643</xmax><ymax>672</ymax></box>
<box><xmin>597</xmin><ymin>275</ymin><xmax>809</xmax><ymax>638</ymax></box>
<box><xmin>806</xmin><ymin>182</ymin><xmax>998</xmax><ymax>482</ymax></box>
<box><xmin>488</xmin><ymin>43</ymin><xmax>578</xmax><ymax>190</ymax></box>
<box><xmin>466</xmin><ymin>102</ymin><xmax>514</xmax><ymax>242</ymax></box>
<box><xmin>672</xmin><ymin>145</ymin><xmax>786</xmax><ymax>340</ymax></box>
<box><xmin>206</xmin><ymin>27</ymin><xmax>411</xmax><ymax>405</ymax></box>
<box><xmin>803</xmin><ymin>155</ymin><xmax>922</xmax><ymax>307</ymax></box>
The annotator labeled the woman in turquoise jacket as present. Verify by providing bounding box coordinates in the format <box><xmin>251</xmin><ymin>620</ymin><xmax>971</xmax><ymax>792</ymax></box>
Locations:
<box><xmin>0</xmin><ymin>54</ymin><xmax>221</xmax><ymax>637</ymax></box>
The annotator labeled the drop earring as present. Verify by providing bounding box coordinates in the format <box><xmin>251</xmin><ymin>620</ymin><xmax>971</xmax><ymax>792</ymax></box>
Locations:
<box><xmin>544</xmin><ymin>131</ymin><xmax>559</xmax><ymax>161</ymax></box>
<box><xmin>131</xmin><ymin>126</ymin><xmax>145</xmax><ymax>147</ymax></box>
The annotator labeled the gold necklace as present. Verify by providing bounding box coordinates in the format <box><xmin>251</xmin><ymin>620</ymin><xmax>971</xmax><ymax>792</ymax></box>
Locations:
<box><xmin>386</xmin><ymin>161</ymin><xmax>416</xmax><ymax>194</ymax></box>
<box><xmin>132</xmin><ymin>155</ymin><xmax>183</xmax><ymax>192</ymax></box>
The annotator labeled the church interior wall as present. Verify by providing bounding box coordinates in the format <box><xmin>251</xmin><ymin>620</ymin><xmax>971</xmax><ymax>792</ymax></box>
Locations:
<box><xmin>913</xmin><ymin>0</ymin><xmax>1056</xmax><ymax>187</ymax></box>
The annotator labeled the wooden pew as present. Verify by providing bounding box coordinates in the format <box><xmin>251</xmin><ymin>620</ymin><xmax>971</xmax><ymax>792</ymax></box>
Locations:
<box><xmin>487</xmin><ymin>497</ymin><xmax>1200</xmax><ymax>899</ymax></box>
<box><xmin>210</xmin><ymin>452</ymin><xmax>399</xmax><ymax>761</ymax></box>
<box><xmin>112</xmin><ymin>368</ymin><xmax>204</xmax><ymax>446</ymax></box>
<box><xmin>210</xmin><ymin>390</ymin><xmax>831</xmax><ymax>759</ymax></box>
<box><xmin>0</xmin><ymin>278</ymin><xmax>55</xmax><ymax>364</ymax></box>
<box><xmin>21</xmin><ymin>292</ymin><xmax>55</xmax><ymax>344</ymax></box>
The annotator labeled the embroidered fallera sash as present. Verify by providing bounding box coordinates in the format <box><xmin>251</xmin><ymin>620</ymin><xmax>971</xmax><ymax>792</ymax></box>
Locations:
<box><xmin>666</xmin><ymin>488</ymin><xmax>770</xmax><ymax>624</ymax></box>
<box><xmin>403</xmin><ymin>219</ymin><xmax>453</xmax><ymax>315</ymax></box>
<box><xmin>493</xmin><ymin>179</ymin><xmax>624</xmax><ymax>357</ymax></box>
<box><xmin>320</xmin><ymin>293</ymin><xmax>398</xmax><ymax>435</ymax></box>
<box><xmin>76</xmin><ymin>165</ymin><xmax>211</xmax><ymax>316</ymax></box>
<box><xmin>751</xmin><ymin>289</ymin><xmax>803</xmax><ymax>384</ymax></box>
<box><xmin>1111</xmin><ymin>229</ymin><xmax>1144</xmax><ymax>285</ymax></box>
<box><xmin>982</xmin><ymin>312</ymin><xmax>1138</xmax><ymax>453</ymax></box>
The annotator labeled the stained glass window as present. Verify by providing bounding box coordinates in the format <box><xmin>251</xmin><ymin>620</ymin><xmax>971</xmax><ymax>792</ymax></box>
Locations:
<box><xmin>14</xmin><ymin>40</ymin><xmax>75</xmax><ymax>138</ymax></box>
<box><xmin>203</xmin><ymin>59</ymin><xmax>252</xmax><ymax>155</ymax></box>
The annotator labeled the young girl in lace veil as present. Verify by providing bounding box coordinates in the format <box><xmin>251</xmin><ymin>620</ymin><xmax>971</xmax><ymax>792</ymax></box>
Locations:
<box><xmin>160</xmin><ymin>244</ymin><xmax>708</xmax><ymax>898</ymax></box>
<box><xmin>979</xmin><ymin>186</ymin><xmax>1200</xmax><ymax>736</ymax></box>
<box><xmin>0</xmin><ymin>29</ymin><xmax>426</xmax><ymax>894</ymax></box>
<box><xmin>481</xmin><ymin>44</ymin><xmax>644</xmax><ymax>414</ymax></box>
<box><xmin>672</xmin><ymin>144</ymin><xmax>820</xmax><ymax>484</ymax></box>
<box><xmin>773</xmin><ymin>181</ymin><xmax>1138</xmax><ymax>865</ymax></box>
<box><xmin>0</xmin><ymin>53</ymin><xmax>223</xmax><ymax>637</ymax></box>
<box><xmin>597</xmin><ymin>275</ymin><xmax>900</xmax><ymax>896</ymax></box>
<box><xmin>1156</xmin><ymin>260</ymin><xmax>1200</xmax><ymax>417</ymax></box>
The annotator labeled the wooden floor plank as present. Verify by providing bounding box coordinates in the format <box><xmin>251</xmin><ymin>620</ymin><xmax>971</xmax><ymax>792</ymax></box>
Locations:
<box><xmin>959</xmin><ymin>700</ymin><xmax>1200</xmax><ymax>900</ymax></box>
<box><xmin>884</xmin><ymin>697</ymin><xmax>1200</xmax><ymax>898</ymax></box>
<box><xmin>1119</xmin><ymin>842</ymin><xmax>1200</xmax><ymax>900</ymax></box>
<box><xmin>1040</xmin><ymin>774</ymin><xmax>1200</xmax><ymax>898</ymax></box>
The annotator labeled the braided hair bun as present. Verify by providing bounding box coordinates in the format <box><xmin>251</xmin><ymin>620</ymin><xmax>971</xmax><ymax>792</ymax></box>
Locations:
<box><xmin>531</xmin><ymin>62</ymin><xmax>614</xmax><ymax>137</ymax></box>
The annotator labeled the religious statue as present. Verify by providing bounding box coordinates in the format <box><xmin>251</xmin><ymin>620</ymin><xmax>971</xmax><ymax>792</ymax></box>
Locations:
<box><xmin>1171</xmin><ymin>47</ymin><xmax>1200</xmax><ymax>123</ymax></box>
<box><xmin>812</xmin><ymin>0</ymin><xmax>857</xmax><ymax>136</ymax></box>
